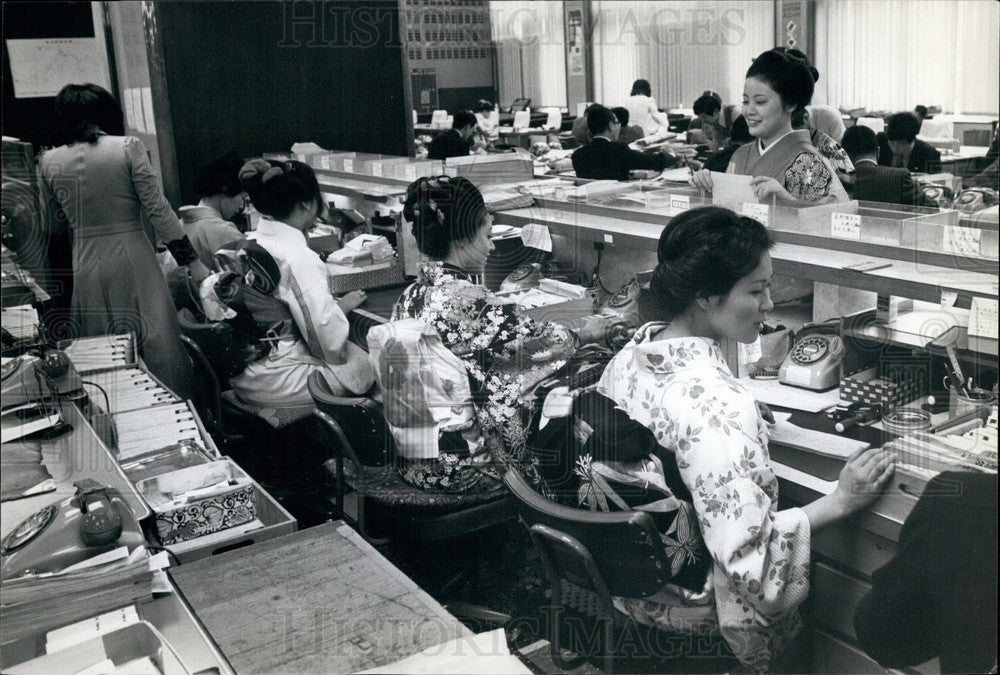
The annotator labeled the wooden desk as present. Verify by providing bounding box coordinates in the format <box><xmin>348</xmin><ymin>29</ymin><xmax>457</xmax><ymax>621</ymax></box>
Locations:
<box><xmin>169</xmin><ymin>522</ymin><xmax>471</xmax><ymax>674</ymax></box>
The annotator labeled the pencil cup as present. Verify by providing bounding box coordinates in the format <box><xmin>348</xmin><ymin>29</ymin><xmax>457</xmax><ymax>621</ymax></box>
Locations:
<box><xmin>949</xmin><ymin>388</ymin><xmax>997</xmax><ymax>416</ymax></box>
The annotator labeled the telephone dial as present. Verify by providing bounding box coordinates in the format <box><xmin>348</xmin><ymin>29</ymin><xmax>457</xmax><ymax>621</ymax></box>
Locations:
<box><xmin>778</xmin><ymin>321</ymin><xmax>844</xmax><ymax>391</ymax></box>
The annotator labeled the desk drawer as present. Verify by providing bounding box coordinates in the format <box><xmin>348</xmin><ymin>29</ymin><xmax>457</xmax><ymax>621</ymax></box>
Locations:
<box><xmin>811</xmin><ymin>562</ymin><xmax>870</xmax><ymax>641</ymax></box>
<box><xmin>812</xmin><ymin>521</ymin><xmax>897</xmax><ymax>579</ymax></box>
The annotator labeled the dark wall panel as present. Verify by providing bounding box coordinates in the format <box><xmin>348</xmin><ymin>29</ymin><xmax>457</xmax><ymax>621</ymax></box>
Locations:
<box><xmin>154</xmin><ymin>1</ymin><xmax>410</xmax><ymax>204</ymax></box>
<box><xmin>437</xmin><ymin>86</ymin><xmax>497</xmax><ymax>115</ymax></box>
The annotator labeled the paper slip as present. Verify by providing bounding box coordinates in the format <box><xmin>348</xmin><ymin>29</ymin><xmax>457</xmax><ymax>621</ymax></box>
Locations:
<box><xmin>520</xmin><ymin>223</ymin><xmax>553</xmax><ymax>252</ymax></box>
<box><xmin>60</xmin><ymin>546</ymin><xmax>131</xmax><ymax>575</ymax></box>
<box><xmin>658</xmin><ymin>166</ymin><xmax>693</xmax><ymax>182</ymax></box>
<box><xmin>831</xmin><ymin>212</ymin><xmax>862</xmax><ymax>240</ymax></box>
<box><xmin>969</xmin><ymin>297</ymin><xmax>999</xmax><ymax>339</ymax></box>
<box><xmin>46</xmin><ymin>606</ymin><xmax>141</xmax><ymax>654</ymax></box>
<box><xmin>742</xmin><ymin>202</ymin><xmax>770</xmax><ymax>226</ymax></box>
<box><xmin>740</xmin><ymin>376</ymin><xmax>842</xmax><ymax>413</ymax></box>
<box><xmin>710</xmin><ymin>171</ymin><xmax>756</xmax><ymax>209</ymax></box>
<box><xmin>943</xmin><ymin>225</ymin><xmax>982</xmax><ymax>257</ymax></box>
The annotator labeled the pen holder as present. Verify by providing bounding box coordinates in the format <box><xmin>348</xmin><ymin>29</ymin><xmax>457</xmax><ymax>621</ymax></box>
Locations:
<box><xmin>950</xmin><ymin>388</ymin><xmax>997</xmax><ymax>416</ymax></box>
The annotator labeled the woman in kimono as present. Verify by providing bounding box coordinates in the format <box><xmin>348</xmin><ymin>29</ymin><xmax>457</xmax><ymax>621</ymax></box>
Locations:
<box><xmin>593</xmin><ymin>206</ymin><xmax>895</xmax><ymax>671</ymax></box>
<box><xmin>39</xmin><ymin>84</ymin><xmax>210</xmax><ymax>396</ymax></box>
<box><xmin>387</xmin><ymin>176</ymin><xmax>576</xmax><ymax>493</ymax></box>
<box><xmin>228</xmin><ymin>159</ymin><xmax>373</xmax><ymax>414</ymax></box>
<box><xmin>691</xmin><ymin>49</ymin><xmax>848</xmax><ymax>205</ymax></box>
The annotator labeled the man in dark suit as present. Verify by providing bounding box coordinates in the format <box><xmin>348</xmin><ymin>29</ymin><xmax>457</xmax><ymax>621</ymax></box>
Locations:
<box><xmin>854</xmin><ymin>472</ymin><xmax>997</xmax><ymax>674</ymax></box>
<box><xmin>842</xmin><ymin>125</ymin><xmax>923</xmax><ymax>205</ymax></box>
<box><xmin>571</xmin><ymin>105</ymin><xmax>676</xmax><ymax>180</ymax></box>
<box><xmin>427</xmin><ymin>110</ymin><xmax>476</xmax><ymax>160</ymax></box>
<box><xmin>877</xmin><ymin>112</ymin><xmax>941</xmax><ymax>173</ymax></box>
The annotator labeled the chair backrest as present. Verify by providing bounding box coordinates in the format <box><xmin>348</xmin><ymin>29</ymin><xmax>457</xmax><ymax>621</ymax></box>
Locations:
<box><xmin>176</xmin><ymin>308</ymin><xmax>247</xmax><ymax>380</ymax></box>
<box><xmin>544</xmin><ymin>109</ymin><xmax>562</xmax><ymax>130</ymax></box>
<box><xmin>919</xmin><ymin>117</ymin><xmax>955</xmax><ymax>140</ymax></box>
<box><xmin>431</xmin><ymin>109</ymin><xmax>449</xmax><ymax>128</ymax></box>
<box><xmin>509</xmin><ymin>97</ymin><xmax>531</xmax><ymax>113</ymax></box>
<box><xmin>178</xmin><ymin>334</ymin><xmax>223</xmax><ymax>439</ymax></box>
<box><xmin>856</xmin><ymin>116</ymin><xmax>885</xmax><ymax>135</ymax></box>
<box><xmin>307</xmin><ymin>370</ymin><xmax>390</xmax><ymax>467</ymax></box>
<box><xmin>513</xmin><ymin>110</ymin><xmax>531</xmax><ymax>130</ymax></box>
<box><xmin>503</xmin><ymin>468</ymin><xmax>671</xmax><ymax>598</ymax></box>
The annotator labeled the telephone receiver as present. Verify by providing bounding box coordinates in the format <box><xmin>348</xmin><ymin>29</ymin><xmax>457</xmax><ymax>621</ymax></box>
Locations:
<box><xmin>1</xmin><ymin>350</ymin><xmax>82</xmax><ymax>409</ymax></box>
<box><xmin>1</xmin><ymin>479</ymin><xmax>143</xmax><ymax>580</ymax></box>
<box><xmin>778</xmin><ymin>321</ymin><xmax>844</xmax><ymax>391</ymax></box>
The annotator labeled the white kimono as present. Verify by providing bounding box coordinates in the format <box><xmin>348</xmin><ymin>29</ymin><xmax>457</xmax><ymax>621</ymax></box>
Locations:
<box><xmin>230</xmin><ymin>217</ymin><xmax>373</xmax><ymax>409</ymax></box>
<box><xmin>598</xmin><ymin>323</ymin><xmax>811</xmax><ymax>672</ymax></box>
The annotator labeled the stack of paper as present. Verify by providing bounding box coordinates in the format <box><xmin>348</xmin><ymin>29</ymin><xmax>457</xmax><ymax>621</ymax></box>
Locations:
<box><xmin>479</xmin><ymin>188</ymin><xmax>534</xmax><ymax>212</ymax></box>
<box><xmin>1</xmin><ymin>304</ymin><xmax>39</xmax><ymax>340</ymax></box>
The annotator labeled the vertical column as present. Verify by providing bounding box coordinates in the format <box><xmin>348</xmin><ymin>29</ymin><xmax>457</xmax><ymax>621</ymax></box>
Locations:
<box><xmin>563</xmin><ymin>1</ymin><xmax>592</xmax><ymax>115</ymax></box>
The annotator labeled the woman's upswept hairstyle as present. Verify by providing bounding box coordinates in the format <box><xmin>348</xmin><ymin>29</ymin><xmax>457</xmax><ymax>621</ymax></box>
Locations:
<box><xmin>651</xmin><ymin>206</ymin><xmax>774</xmax><ymax>317</ymax></box>
<box><xmin>54</xmin><ymin>83</ymin><xmax>125</xmax><ymax>144</ymax></box>
<box><xmin>745</xmin><ymin>49</ymin><xmax>815</xmax><ymax>117</ymax></box>
<box><xmin>403</xmin><ymin>176</ymin><xmax>486</xmax><ymax>260</ymax></box>
<box><xmin>239</xmin><ymin>159</ymin><xmax>322</xmax><ymax>220</ymax></box>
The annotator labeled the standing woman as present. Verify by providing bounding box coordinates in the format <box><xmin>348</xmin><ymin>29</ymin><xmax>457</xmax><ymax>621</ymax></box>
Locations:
<box><xmin>691</xmin><ymin>50</ymin><xmax>848</xmax><ymax>204</ymax></box>
<box><xmin>39</xmin><ymin>84</ymin><xmax>209</xmax><ymax>395</ymax></box>
<box><xmin>623</xmin><ymin>79</ymin><xmax>671</xmax><ymax>139</ymax></box>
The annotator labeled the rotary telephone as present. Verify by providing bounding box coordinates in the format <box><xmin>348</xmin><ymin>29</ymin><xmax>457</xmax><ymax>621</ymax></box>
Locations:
<box><xmin>778</xmin><ymin>321</ymin><xmax>844</xmax><ymax>391</ymax></box>
<box><xmin>1</xmin><ymin>480</ymin><xmax>144</xmax><ymax>579</ymax></box>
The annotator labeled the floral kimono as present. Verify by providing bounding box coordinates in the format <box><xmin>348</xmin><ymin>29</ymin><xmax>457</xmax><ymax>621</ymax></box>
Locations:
<box><xmin>391</xmin><ymin>262</ymin><xmax>576</xmax><ymax>492</ymax></box>
<box><xmin>597</xmin><ymin>323</ymin><xmax>811</xmax><ymax>672</ymax></box>
<box><xmin>728</xmin><ymin>129</ymin><xmax>848</xmax><ymax>203</ymax></box>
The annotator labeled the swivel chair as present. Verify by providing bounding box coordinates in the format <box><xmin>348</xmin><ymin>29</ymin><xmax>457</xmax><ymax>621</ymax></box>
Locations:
<box><xmin>503</xmin><ymin>468</ymin><xmax>735</xmax><ymax>674</ymax></box>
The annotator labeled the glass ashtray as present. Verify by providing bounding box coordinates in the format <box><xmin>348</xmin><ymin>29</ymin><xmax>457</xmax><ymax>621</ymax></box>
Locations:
<box><xmin>882</xmin><ymin>406</ymin><xmax>932</xmax><ymax>436</ymax></box>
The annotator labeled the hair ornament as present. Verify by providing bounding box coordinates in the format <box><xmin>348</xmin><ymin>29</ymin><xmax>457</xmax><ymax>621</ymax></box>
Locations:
<box><xmin>261</xmin><ymin>166</ymin><xmax>284</xmax><ymax>183</ymax></box>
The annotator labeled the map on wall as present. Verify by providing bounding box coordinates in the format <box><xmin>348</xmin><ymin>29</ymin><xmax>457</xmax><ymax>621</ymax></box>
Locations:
<box><xmin>5</xmin><ymin>38</ymin><xmax>111</xmax><ymax>98</ymax></box>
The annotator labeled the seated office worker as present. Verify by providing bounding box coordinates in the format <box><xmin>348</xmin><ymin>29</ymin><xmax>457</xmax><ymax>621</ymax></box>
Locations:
<box><xmin>611</xmin><ymin>106</ymin><xmax>645</xmax><ymax>145</ymax></box>
<box><xmin>426</xmin><ymin>110</ymin><xmax>476</xmax><ymax>160</ymax></box>
<box><xmin>878</xmin><ymin>112</ymin><xmax>942</xmax><ymax>173</ymax></box>
<box><xmin>841</xmin><ymin>125</ymin><xmax>923</xmax><ymax>205</ymax></box>
<box><xmin>691</xmin><ymin>49</ymin><xmax>848</xmax><ymax>204</ymax></box>
<box><xmin>388</xmin><ymin>176</ymin><xmax>576</xmax><ymax>493</ymax></box>
<box><xmin>572</xmin><ymin>105</ymin><xmax>677</xmax><ymax>180</ymax></box>
<box><xmin>228</xmin><ymin>159</ymin><xmax>373</xmax><ymax>410</ymax></box>
<box><xmin>854</xmin><ymin>472</ymin><xmax>997</xmax><ymax>674</ymax></box>
<box><xmin>596</xmin><ymin>206</ymin><xmax>896</xmax><ymax>672</ymax></box>
<box><xmin>179</xmin><ymin>150</ymin><xmax>248</xmax><ymax>267</ymax></box>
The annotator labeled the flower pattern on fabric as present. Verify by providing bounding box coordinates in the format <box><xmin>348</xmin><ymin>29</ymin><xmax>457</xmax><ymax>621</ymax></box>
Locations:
<box><xmin>784</xmin><ymin>152</ymin><xmax>834</xmax><ymax>202</ymax></box>
<box><xmin>811</xmin><ymin>129</ymin><xmax>855</xmax><ymax>175</ymax></box>
<box><xmin>597</xmin><ymin>323</ymin><xmax>811</xmax><ymax>672</ymax></box>
<box><xmin>393</xmin><ymin>262</ymin><xmax>577</xmax><ymax>493</ymax></box>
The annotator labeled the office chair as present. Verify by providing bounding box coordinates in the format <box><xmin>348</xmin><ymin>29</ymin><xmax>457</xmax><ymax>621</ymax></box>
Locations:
<box><xmin>503</xmin><ymin>468</ymin><xmax>733</xmax><ymax>674</ymax></box>
<box><xmin>308</xmin><ymin>371</ymin><xmax>515</xmax><ymax>544</ymax></box>
<box><xmin>176</xmin><ymin>309</ymin><xmax>276</xmax><ymax>474</ymax></box>
<box><xmin>309</xmin><ymin>371</ymin><xmax>515</xmax><ymax>625</ymax></box>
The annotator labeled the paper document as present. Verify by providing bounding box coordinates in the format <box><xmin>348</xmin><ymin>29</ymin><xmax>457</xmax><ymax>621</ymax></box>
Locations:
<box><xmin>520</xmin><ymin>223</ymin><xmax>553</xmax><ymax>252</ymax></box>
<box><xmin>740</xmin><ymin>376</ymin><xmax>841</xmax><ymax>413</ymax></box>
<box><xmin>710</xmin><ymin>171</ymin><xmax>757</xmax><ymax>209</ymax></box>
<box><xmin>658</xmin><ymin>166</ymin><xmax>694</xmax><ymax>182</ymax></box>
